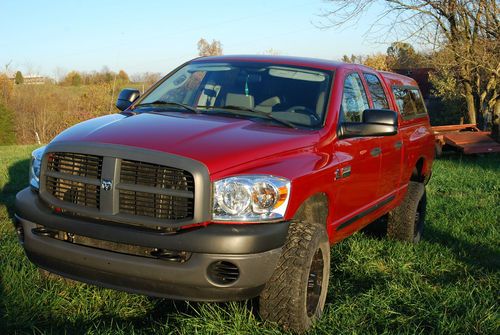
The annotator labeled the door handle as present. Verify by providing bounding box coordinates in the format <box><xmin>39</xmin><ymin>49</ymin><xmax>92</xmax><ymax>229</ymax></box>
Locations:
<box><xmin>394</xmin><ymin>141</ymin><xmax>403</xmax><ymax>149</ymax></box>
<box><xmin>334</xmin><ymin>166</ymin><xmax>351</xmax><ymax>180</ymax></box>
<box><xmin>370</xmin><ymin>147</ymin><xmax>381</xmax><ymax>157</ymax></box>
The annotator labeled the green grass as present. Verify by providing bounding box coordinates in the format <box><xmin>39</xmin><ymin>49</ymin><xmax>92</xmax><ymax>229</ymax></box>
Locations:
<box><xmin>1</xmin><ymin>145</ymin><xmax>499</xmax><ymax>334</ymax></box>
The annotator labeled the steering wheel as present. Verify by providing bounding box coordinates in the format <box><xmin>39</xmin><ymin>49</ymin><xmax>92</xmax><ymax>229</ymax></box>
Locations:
<box><xmin>285</xmin><ymin>106</ymin><xmax>321</xmax><ymax>124</ymax></box>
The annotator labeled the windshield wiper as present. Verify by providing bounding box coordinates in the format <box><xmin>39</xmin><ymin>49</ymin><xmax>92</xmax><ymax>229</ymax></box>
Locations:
<box><xmin>135</xmin><ymin>101</ymin><xmax>201</xmax><ymax>114</ymax></box>
<box><xmin>198</xmin><ymin>105</ymin><xmax>297</xmax><ymax>129</ymax></box>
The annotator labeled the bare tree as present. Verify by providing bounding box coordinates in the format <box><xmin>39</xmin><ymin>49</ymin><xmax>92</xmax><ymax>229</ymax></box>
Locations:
<box><xmin>4</xmin><ymin>60</ymin><xmax>13</xmax><ymax>76</ymax></box>
<box><xmin>53</xmin><ymin>67</ymin><xmax>67</xmax><ymax>84</ymax></box>
<box><xmin>197</xmin><ymin>38</ymin><xmax>223</xmax><ymax>57</ymax></box>
<box><xmin>322</xmin><ymin>0</ymin><xmax>499</xmax><ymax>125</ymax></box>
<box><xmin>261</xmin><ymin>48</ymin><xmax>283</xmax><ymax>55</ymax></box>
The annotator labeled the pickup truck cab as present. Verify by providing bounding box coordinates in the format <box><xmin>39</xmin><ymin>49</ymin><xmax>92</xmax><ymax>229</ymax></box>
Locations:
<box><xmin>15</xmin><ymin>55</ymin><xmax>434</xmax><ymax>333</ymax></box>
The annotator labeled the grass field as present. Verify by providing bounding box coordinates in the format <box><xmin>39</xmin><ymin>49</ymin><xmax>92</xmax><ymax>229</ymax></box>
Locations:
<box><xmin>1</xmin><ymin>145</ymin><xmax>499</xmax><ymax>334</ymax></box>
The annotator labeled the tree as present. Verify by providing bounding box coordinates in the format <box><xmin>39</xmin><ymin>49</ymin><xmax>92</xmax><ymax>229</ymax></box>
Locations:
<box><xmin>363</xmin><ymin>53</ymin><xmax>390</xmax><ymax>71</ymax></box>
<box><xmin>341</xmin><ymin>54</ymin><xmax>363</xmax><ymax>64</ymax></box>
<box><xmin>63</xmin><ymin>71</ymin><xmax>82</xmax><ymax>86</ymax></box>
<box><xmin>14</xmin><ymin>71</ymin><xmax>24</xmax><ymax>85</ymax></box>
<box><xmin>118</xmin><ymin>70</ymin><xmax>129</xmax><ymax>83</ymax></box>
<box><xmin>262</xmin><ymin>48</ymin><xmax>282</xmax><ymax>55</ymax></box>
<box><xmin>322</xmin><ymin>0</ymin><xmax>499</xmax><ymax>124</ymax></box>
<box><xmin>340</xmin><ymin>53</ymin><xmax>389</xmax><ymax>71</ymax></box>
<box><xmin>386</xmin><ymin>42</ymin><xmax>425</xmax><ymax>69</ymax></box>
<box><xmin>197</xmin><ymin>38</ymin><xmax>223</xmax><ymax>56</ymax></box>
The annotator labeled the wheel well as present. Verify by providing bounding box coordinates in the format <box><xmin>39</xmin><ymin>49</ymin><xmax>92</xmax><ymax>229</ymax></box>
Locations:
<box><xmin>293</xmin><ymin>193</ymin><xmax>329</xmax><ymax>225</ymax></box>
<box><xmin>411</xmin><ymin>158</ymin><xmax>426</xmax><ymax>182</ymax></box>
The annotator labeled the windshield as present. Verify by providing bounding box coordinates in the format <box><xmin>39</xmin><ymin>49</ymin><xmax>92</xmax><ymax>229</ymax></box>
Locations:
<box><xmin>136</xmin><ymin>62</ymin><xmax>333</xmax><ymax>129</ymax></box>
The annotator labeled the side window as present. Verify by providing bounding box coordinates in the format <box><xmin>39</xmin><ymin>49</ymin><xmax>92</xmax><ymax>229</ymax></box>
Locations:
<box><xmin>410</xmin><ymin>89</ymin><xmax>427</xmax><ymax>115</ymax></box>
<box><xmin>392</xmin><ymin>86</ymin><xmax>427</xmax><ymax>119</ymax></box>
<box><xmin>363</xmin><ymin>73</ymin><xmax>389</xmax><ymax>109</ymax></box>
<box><xmin>341</xmin><ymin>73</ymin><xmax>369</xmax><ymax>122</ymax></box>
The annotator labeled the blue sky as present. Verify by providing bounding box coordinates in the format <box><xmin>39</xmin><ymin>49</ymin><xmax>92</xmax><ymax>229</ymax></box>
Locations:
<box><xmin>0</xmin><ymin>0</ymin><xmax>390</xmax><ymax>77</ymax></box>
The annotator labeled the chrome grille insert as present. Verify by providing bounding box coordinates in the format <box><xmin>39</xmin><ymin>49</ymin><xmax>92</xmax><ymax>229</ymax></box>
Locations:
<box><xmin>46</xmin><ymin>176</ymin><xmax>101</xmax><ymax>208</ymax></box>
<box><xmin>47</xmin><ymin>152</ymin><xmax>102</xmax><ymax>178</ymax></box>
<box><xmin>119</xmin><ymin>189</ymin><xmax>194</xmax><ymax>220</ymax></box>
<box><xmin>120</xmin><ymin>159</ymin><xmax>194</xmax><ymax>191</ymax></box>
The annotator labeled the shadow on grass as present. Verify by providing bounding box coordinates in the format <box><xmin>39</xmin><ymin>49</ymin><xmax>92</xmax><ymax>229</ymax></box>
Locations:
<box><xmin>424</xmin><ymin>223</ymin><xmax>500</xmax><ymax>272</ymax></box>
<box><xmin>0</xmin><ymin>158</ymin><xmax>30</xmax><ymax>219</ymax></box>
<box><xmin>1</xmin><ymin>296</ymin><xmax>256</xmax><ymax>334</ymax></box>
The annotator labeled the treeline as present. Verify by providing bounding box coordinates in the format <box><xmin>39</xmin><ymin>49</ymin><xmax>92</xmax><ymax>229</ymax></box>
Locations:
<box><xmin>59</xmin><ymin>69</ymin><xmax>162</xmax><ymax>87</ymax></box>
<box><xmin>0</xmin><ymin>69</ymin><xmax>162</xmax><ymax>145</ymax></box>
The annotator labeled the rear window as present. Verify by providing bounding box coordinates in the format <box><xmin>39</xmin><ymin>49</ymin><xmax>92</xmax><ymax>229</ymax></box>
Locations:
<box><xmin>363</xmin><ymin>73</ymin><xmax>389</xmax><ymax>109</ymax></box>
<box><xmin>392</xmin><ymin>86</ymin><xmax>427</xmax><ymax>119</ymax></box>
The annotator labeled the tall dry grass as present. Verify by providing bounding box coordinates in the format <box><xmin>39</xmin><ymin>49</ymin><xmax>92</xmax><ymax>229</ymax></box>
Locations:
<box><xmin>2</xmin><ymin>82</ymin><xmax>143</xmax><ymax>144</ymax></box>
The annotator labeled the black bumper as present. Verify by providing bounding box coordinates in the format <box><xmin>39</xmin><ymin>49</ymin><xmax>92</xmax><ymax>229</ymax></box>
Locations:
<box><xmin>15</xmin><ymin>188</ymin><xmax>288</xmax><ymax>301</ymax></box>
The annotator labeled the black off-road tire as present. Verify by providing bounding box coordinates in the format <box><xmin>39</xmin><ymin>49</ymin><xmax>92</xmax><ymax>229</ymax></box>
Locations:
<box><xmin>387</xmin><ymin>181</ymin><xmax>427</xmax><ymax>243</ymax></box>
<box><xmin>259</xmin><ymin>220</ymin><xmax>330</xmax><ymax>333</ymax></box>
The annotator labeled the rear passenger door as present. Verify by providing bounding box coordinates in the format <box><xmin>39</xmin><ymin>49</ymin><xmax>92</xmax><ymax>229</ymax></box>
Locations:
<box><xmin>363</xmin><ymin>72</ymin><xmax>403</xmax><ymax>199</ymax></box>
<box><xmin>333</xmin><ymin>72</ymin><xmax>381</xmax><ymax>230</ymax></box>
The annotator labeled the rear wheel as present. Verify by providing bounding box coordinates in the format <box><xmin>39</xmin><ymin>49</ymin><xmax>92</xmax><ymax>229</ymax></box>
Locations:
<box><xmin>259</xmin><ymin>220</ymin><xmax>330</xmax><ymax>333</ymax></box>
<box><xmin>387</xmin><ymin>181</ymin><xmax>427</xmax><ymax>243</ymax></box>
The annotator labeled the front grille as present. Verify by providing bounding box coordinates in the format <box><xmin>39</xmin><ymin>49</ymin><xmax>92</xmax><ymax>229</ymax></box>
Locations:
<box><xmin>46</xmin><ymin>176</ymin><xmax>100</xmax><ymax>208</ymax></box>
<box><xmin>120</xmin><ymin>159</ymin><xmax>194</xmax><ymax>191</ymax></box>
<box><xmin>43</xmin><ymin>151</ymin><xmax>195</xmax><ymax>223</ymax></box>
<box><xmin>47</xmin><ymin>152</ymin><xmax>102</xmax><ymax>178</ymax></box>
<box><xmin>119</xmin><ymin>190</ymin><xmax>194</xmax><ymax>220</ymax></box>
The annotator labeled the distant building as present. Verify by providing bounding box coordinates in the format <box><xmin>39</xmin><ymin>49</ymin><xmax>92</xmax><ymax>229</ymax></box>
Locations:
<box><xmin>9</xmin><ymin>75</ymin><xmax>46</xmax><ymax>85</ymax></box>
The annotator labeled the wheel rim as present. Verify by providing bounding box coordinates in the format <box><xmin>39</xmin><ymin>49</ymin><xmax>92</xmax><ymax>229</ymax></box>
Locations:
<box><xmin>306</xmin><ymin>248</ymin><xmax>324</xmax><ymax>317</ymax></box>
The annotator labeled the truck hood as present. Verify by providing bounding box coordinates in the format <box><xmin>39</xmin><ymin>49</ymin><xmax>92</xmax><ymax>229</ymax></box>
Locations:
<box><xmin>52</xmin><ymin>112</ymin><xmax>319</xmax><ymax>174</ymax></box>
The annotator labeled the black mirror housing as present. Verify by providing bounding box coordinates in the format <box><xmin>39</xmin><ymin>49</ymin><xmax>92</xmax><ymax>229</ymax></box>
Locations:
<box><xmin>362</xmin><ymin>109</ymin><xmax>398</xmax><ymax>126</ymax></box>
<box><xmin>340</xmin><ymin>109</ymin><xmax>398</xmax><ymax>138</ymax></box>
<box><xmin>116</xmin><ymin>89</ymin><xmax>141</xmax><ymax>111</ymax></box>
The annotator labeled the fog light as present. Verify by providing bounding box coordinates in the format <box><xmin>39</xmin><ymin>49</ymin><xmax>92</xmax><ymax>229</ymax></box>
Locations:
<box><xmin>207</xmin><ymin>261</ymin><xmax>240</xmax><ymax>285</ymax></box>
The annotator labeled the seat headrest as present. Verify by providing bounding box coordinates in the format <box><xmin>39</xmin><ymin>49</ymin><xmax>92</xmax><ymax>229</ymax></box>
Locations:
<box><xmin>226</xmin><ymin>93</ymin><xmax>255</xmax><ymax>109</ymax></box>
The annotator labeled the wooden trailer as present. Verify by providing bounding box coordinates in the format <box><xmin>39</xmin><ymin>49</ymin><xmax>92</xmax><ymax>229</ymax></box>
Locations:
<box><xmin>432</xmin><ymin>124</ymin><xmax>500</xmax><ymax>155</ymax></box>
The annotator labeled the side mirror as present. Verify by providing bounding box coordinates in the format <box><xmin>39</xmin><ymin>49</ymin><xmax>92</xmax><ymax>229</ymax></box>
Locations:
<box><xmin>340</xmin><ymin>109</ymin><xmax>398</xmax><ymax>138</ymax></box>
<box><xmin>116</xmin><ymin>89</ymin><xmax>140</xmax><ymax>111</ymax></box>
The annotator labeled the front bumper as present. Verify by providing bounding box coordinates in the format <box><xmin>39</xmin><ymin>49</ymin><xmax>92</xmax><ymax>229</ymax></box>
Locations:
<box><xmin>15</xmin><ymin>188</ymin><xmax>288</xmax><ymax>301</ymax></box>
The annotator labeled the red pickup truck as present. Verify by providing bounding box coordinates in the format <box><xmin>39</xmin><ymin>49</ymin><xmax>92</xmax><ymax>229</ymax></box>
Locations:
<box><xmin>15</xmin><ymin>55</ymin><xmax>434</xmax><ymax>333</ymax></box>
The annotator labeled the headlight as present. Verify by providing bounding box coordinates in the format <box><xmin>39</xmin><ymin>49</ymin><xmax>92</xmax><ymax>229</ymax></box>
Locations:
<box><xmin>213</xmin><ymin>175</ymin><xmax>290</xmax><ymax>222</ymax></box>
<box><xmin>29</xmin><ymin>146</ymin><xmax>46</xmax><ymax>190</ymax></box>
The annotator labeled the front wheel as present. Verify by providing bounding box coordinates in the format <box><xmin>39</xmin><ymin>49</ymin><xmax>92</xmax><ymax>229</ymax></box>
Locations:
<box><xmin>259</xmin><ymin>220</ymin><xmax>330</xmax><ymax>333</ymax></box>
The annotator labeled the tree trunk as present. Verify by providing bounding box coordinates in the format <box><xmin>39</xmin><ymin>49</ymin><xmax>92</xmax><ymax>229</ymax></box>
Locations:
<box><xmin>464</xmin><ymin>81</ymin><xmax>477</xmax><ymax>124</ymax></box>
<box><xmin>492</xmin><ymin>98</ymin><xmax>500</xmax><ymax>143</ymax></box>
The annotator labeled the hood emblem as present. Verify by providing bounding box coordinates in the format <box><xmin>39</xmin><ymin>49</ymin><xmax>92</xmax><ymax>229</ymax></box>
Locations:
<box><xmin>101</xmin><ymin>179</ymin><xmax>113</xmax><ymax>191</ymax></box>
